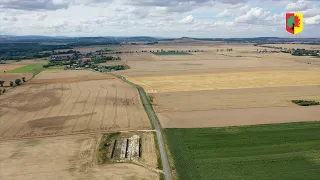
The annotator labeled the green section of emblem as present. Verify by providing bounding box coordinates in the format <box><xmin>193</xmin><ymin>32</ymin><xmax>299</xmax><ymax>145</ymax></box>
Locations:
<box><xmin>287</xmin><ymin>16</ymin><xmax>294</xmax><ymax>27</ymax></box>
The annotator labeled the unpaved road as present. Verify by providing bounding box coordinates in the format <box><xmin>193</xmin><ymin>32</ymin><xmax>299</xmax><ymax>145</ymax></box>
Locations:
<box><xmin>119</xmin><ymin>75</ymin><xmax>172</xmax><ymax>180</ymax></box>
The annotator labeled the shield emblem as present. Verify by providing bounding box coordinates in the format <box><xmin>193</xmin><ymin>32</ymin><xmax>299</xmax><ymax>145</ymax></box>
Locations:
<box><xmin>286</xmin><ymin>13</ymin><xmax>303</xmax><ymax>34</ymax></box>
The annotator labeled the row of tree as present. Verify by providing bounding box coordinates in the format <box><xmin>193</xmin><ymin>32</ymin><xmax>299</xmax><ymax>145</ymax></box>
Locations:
<box><xmin>217</xmin><ymin>49</ymin><xmax>233</xmax><ymax>52</ymax></box>
<box><xmin>91</xmin><ymin>56</ymin><xmax>121</xmax><ymax>64</ymax></box>
<box><xmin>0</xmin><ymin>77</ymin><xmax>26</xmax><ymax>87</ymax></box>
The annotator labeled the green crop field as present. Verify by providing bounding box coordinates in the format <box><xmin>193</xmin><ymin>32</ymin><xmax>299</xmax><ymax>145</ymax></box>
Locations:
<box><xmin>9</xmin><ymin>64</ymin><xmax>45</xmax><ymax>76</ymax></box>
<box><xmin>164</xmin><ymin>122</ymin><xmax>320</xmax><ymax>180</ymax></box>
<box><xmin>152</xmin><ymin>51</ymin><xmax>191</xmax><ymax>55</ymax></box>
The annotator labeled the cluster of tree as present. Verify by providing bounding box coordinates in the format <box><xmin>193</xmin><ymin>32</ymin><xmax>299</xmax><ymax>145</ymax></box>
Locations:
<box><xmin>43</xmin><ymin>61</ymin><xmax>67</xmax><ymax>68</ymax></box>
<box><xmin>96</xmin><ymin>49</ymin><xmax>112</xmax><ymax>53</ymax></box>
<box><xmin>53</xmin><ymin>50</ymin><xmax>79</xmax><ymax>55</ymax></box>
<box><xmin>97</xmin><ymin>65</ymin><xmax>129</xmax><ymax>71</ymax></box>
<box><xmin>0</xmin><ymin>89</ymin><xmax>6</xmax><ymax>95</ymax></box>
<box><xmin>292</xmin><ymin>100</ymin><xmax>320</xmax><ymax>106</ymax></box>
<box><xmin>217</xmin><ymin>49</ymin><xmax>233</xmax><ymax>52</ymax></box>
<box><xmin>91</xmin><ymin>56</ymin><xmax>121</xmax><ymax>64</ymax></box>
<box><xmin>68</xmin><ymin>41</ymin><xmax>118</xmax><ymax>47</ymax></box>
<box><xmin>291</xmin><ymin>49</ymin><xmax>320</xmax><ymax>56</ymax></box>
<box><xmin>0</xmin><ymin>43</ymin><xmax>72</xmax><ymax>60</ymax></box>
<box><xmin>146</xmin><ymin>41</ymin><xmax>159</xmax><ymax>45</ymax></box>
<box><xmin>0</xmin><ymin>77</ymin><xmax>25</xmax><ymax>87</ymax></box>
<box><xmin>254</xmin><ymin>44</ymin><xmax>283</xmax><ymax>50</ymax></box>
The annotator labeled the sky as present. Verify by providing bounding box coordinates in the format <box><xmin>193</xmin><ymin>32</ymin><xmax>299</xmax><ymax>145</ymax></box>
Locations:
<box><xmin>0</xmin><ymin>0</ymin><xmax>320</xmax><ymax>38</ymax></box>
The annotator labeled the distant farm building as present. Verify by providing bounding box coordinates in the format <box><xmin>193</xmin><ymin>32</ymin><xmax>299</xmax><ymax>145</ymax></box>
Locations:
<box><xmin>81</xmin><ymin>58</ymin><xmax>91</xmax><ymax>63</ymax></box>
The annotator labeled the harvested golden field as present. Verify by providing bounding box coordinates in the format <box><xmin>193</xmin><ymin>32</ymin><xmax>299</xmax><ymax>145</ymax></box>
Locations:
<box><xmin>0</xmin><ymin>134</ymin><xmax>159</xmax><ymax>180</ymax></box>
<box><xmin>0</xmin><ymin>75</ymin><xmax>150</xmax><ymax>140</ymax></box>
<box><xmin>152</xmin><ymin>86</ymin><xmax>320</xmax><ymax>112</ymax></box>
<box><xmin>31</xmin><ymin>70</ymin><xmax>115</xmax><ymax>84</ymax></box>
<box><xmin>159</xmin><ymin>106</ymin><xmax>320</xmax><ymax>128</ymax></box>
<box><xmin>115</xmin><ymin>52</ymin><xmax>315</xmax><ymax>77</ymax></box>
<box><xmin>0</xmin><ymin>64</ymin><xmax>24</xmax><ymax>72</ymax></box>
<box><xmin>128</xmin><ymin>69</ymin><xmax>320</xmax><ymax>93</ymax></box>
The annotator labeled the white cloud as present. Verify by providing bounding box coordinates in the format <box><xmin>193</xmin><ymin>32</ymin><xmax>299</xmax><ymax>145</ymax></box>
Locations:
<box><xmin>180</xmin><ymin>15</ymin><xmax>195</xmax><ymax>24</ymax></box>
<box><xmin>0</xmin><ymin>0</ymin><xmax>319</xmax><ymax>37</ymax></box>
<box><xmin>305</xmin><ymin>15</ymin><xmax>320</xmax><ymax>24</ymax></box>
<box><xmin>233</xmin><ymin>6</ymin><xmax>285</xmax><ymax>26</ymax></box>
<box><xmin>302</xmin><ymin>7</ymin><xmax>320</xmax><ymax>17</ymax></box>
<box><xmin>285</xmin><ymin>0</ymin><xmax>310</xmax><ymax>11</ymax></box>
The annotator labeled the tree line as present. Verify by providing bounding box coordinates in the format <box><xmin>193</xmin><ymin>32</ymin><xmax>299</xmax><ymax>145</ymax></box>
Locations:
<box><xmin>0</xmin><ymin>77</ymin><xmax>26</xmax><ymax>87</ymax></box>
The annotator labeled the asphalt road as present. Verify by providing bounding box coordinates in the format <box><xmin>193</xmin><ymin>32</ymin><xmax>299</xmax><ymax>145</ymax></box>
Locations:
<box><xmin>119</xmin><ymin>76</ymin><xmax>173</xmax><ymax>180</ymax></box>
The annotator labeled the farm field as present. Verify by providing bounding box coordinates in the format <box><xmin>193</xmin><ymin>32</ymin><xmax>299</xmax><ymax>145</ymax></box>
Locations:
<box><xmin>164</xmin><ymin>122</ymin><xmax>320</xmax><ymax>180</ymax></box>
<box><xmin>0</xmin><ymin>64</ymin><xmax>24</xmax><ymax>72</ymax></box>
<box><xmin>115</xmin><ymin>42</ymin><xmax>320</xmax><ymax>129</ymax></box>
<box><xmin>0</xmin><ymin>134</ymin><xmax>159</xmax><ymax>180</ymax></box>
<box><xmin>116</xmin><ymin>52</ymin><xmax>314</xmax><ymax>76</ymax></box>
<box><xmin>0</xmin><ymin>59</ymin><xmax>49</xmax><ymax>86</ymax></box>
<box><xmin>0</xmin><ymin>70</ymin><xmax>150</xmax><ymax>140</ymax></box>
<box><xmin>265</xmin><ymin>43</ymin><xmax>320</xmax><ymax>50</ymax></box>
<box><xmin>9</xmin><ymin>64</ymin><xmax>45</xmax><ymax>76</ymax></box>
<box><xmin>152</xmin><ymin>51</ymin><xmax>191</xmax><ymax>55</ymax></box>
<box><xmin>127</xmin><ymin>69</ymin><xmax>320</xmax><ymax>93</ymax></box>
<box><xmin>152</xmin><ymin>85</ymin><xmax>320</xmax><ymax>112</ymax></box>
<box><xmin>159</xmin><ymin>106</ymin><xmax>320</xmax><ymax>128</ymax></box>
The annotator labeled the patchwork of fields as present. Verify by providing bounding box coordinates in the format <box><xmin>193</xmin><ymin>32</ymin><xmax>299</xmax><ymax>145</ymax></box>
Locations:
<box><xmin>164</xmin><ymin>122</ymin><xmax>320</xmax><ymax>180</ymax></box>
<box><xmin>1</xmin><ymin>42</ymin><xmax>320</xmax><ymax>180</ymax></box>
<box><xmin>116</xmin><ymin>42</ymin><xmax>320</xmax><ymax>179</ymax></box>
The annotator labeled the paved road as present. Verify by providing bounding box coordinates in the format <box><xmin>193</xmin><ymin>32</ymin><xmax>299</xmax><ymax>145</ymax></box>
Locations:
<box><xmin>119</xmin><ymin>76</ymin><xmax>173</xmax><ymax>180</ymax></box>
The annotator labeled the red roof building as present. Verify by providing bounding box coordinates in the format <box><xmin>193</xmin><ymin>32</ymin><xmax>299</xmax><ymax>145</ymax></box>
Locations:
<box><xmin>81</xmin><ymin>58</ymin><xmax>91</xmax><ymax>63</ymax></box>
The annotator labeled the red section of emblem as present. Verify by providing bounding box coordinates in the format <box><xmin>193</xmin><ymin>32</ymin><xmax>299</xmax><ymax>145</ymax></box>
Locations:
<box><xmin>294</xmin><ymin>15</ymin><xmax>301</xmax><ymax>28</ymax></box>
<box><xmin>286</xmin><ymin>13</ymin><xmax>294</xmax><ymax>34</ymax></box>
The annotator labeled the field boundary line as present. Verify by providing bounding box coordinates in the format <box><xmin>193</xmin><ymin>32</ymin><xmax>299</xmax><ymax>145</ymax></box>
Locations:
<box><xmin>71</xmin><ymin>81</ymin><xmax>90</xmax><ymax>133</ymax></box>
<box><xmin>101</xmin><ymin>88</ymin><xmax>109</xmax><ymax>128</ymax></box>
<box><xmin>87</xmin><ymin>82</ymin><xmax>102</xmax><ymax>129</ymax></box>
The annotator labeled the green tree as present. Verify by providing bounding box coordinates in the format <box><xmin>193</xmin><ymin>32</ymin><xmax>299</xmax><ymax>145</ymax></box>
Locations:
<box><xmin>15</xmin><ymin>79</ymin><xmax>21</xmax><ymax>86</ymax></box>
<box><xmin>10</xmin><ymin>81</ymin><xmax>14</xmax><ymax>87</ymax></box>
<box><xmin>0</xmin><ymin>80</ymin><xmax>4</xmax><ymax>87</ymax></box>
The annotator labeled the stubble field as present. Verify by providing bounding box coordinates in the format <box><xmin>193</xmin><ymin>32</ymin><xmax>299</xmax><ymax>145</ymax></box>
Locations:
<box><xmin>0</xmin><ymin>70</ymin><xmax>150</xmax><ymax>140</ymax></box>
<box><xmin>0</xmin><ymin>133</ymin><xmax>159</xmax><ymax>180</ymax></box>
